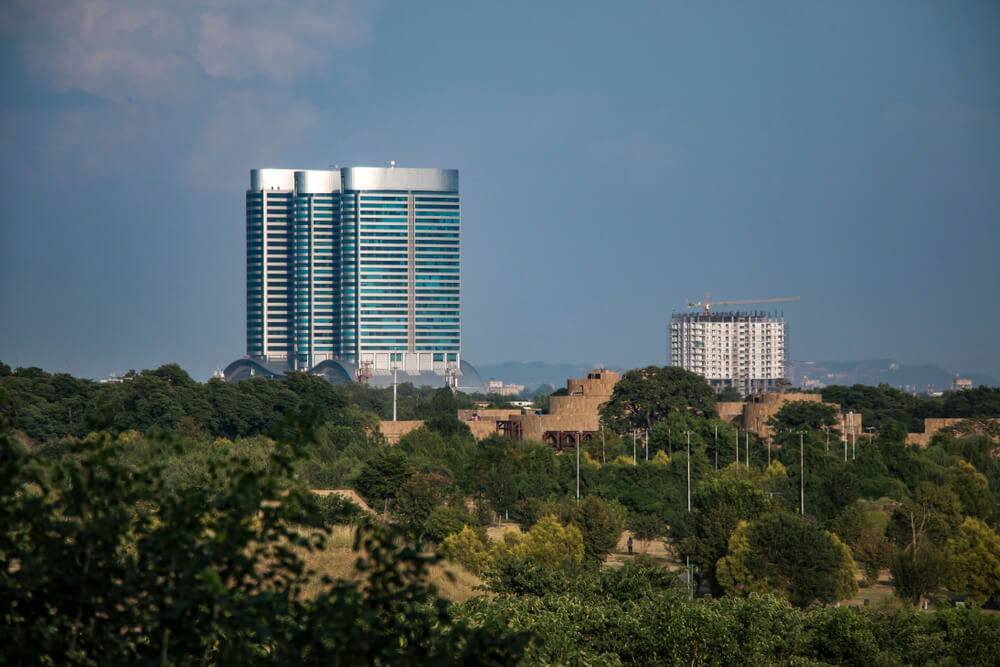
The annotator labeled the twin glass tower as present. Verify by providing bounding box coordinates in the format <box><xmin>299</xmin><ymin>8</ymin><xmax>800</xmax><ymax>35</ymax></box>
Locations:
<box><xmin>246</xmin><ymin>166</ymin><xmax>461</xmax><ymax>378</ymax></box>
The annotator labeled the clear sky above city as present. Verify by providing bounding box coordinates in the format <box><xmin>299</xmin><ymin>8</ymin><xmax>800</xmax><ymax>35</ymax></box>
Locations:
<box><xmin>1</xmin><ymin>1</ymin><xmax>998</xmax><ymax>381</ymax></box>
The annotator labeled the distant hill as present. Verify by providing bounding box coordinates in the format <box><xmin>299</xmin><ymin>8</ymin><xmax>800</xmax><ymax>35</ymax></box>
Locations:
<box><xmin>788</xmin><ymin>359</ymin><xmax>997</xmax><ymax>392</ymax></box>
<box><xmin>473</xmin><ymin>361</ymin><xmax>623</xmax><ymax>393</ymax></box>
<box><xmin>476</xmin><ymin>359</ymin><xmax>997</xmax><ymax>395</ymax></box>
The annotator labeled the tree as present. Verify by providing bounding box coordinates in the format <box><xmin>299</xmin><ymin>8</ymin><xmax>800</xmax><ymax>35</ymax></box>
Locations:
<box><xmin>394</xmin><ymin>473</ymin><xmax>443</xmax><ymax>535</ymax></box>
<box><xmin>717</xmin><ymin>386</ymin><xmax>743</xmax><ymax>402</ymax></box>
<box><xmin>0</xmin><ymin>419</ymin><xmax>527</xmax><ymax>664</ymax></box>
<box><xmin>767</xmin><ymin>400</ymin><xmax>839</xmax><ymax>433</ymax></box>
<box><xmin>600</xmin><ymin>366</ymin><xmax>716</xmax><ymax>434</ymax></box>
<box><xmin>887</xmin><ymin>482</ymin><xmax>963</xmax><ymax>551</ymax></box>
<box><xmin>948</xmin><ymin>460</ymin><xmax>992</xmax><ymax>520</ymax></box>
<box><xmin>569</xmin><ymin>495</ymin><xmax>626</xmax><ymax>562</ymax></box>
<box><xmin>441</xmin><ymin>526</ymin><xmax>492</xmax><ymax>575</ymax></box>
<box><xmin>946</xmin><ymin>517</ymin><xmax>1000</xmax><ymax>605</ymax></box>
<box><xmin>682</xmin><ymin>478</ymin><xmax>772</xmax><ymax>595</ymax></box>
<box><xmin>890</xmin><ymin>544</ymin><xmax>949</xmax><ymax>605</ymax></box>
<box><xmin>628</xmin><ymin>513</ymin><xmax>667</xmax><ymax>552</ymax></box>
<box><xmin>497</xmin><ymin>516</ymin><xmax>585</xmax><ymax>567</ymax></box>
<box><xmin>717</xmin><ymin>512</ymin><xmax>858</xmax><ymax>608</ymax></box>
<box><xmin>355</xmin><ymin>449</ymin><xmax>413</xmax><ymax>518</ymax></box>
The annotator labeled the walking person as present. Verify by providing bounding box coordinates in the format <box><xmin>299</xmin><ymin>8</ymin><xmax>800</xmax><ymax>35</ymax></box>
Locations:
<box><xmin>627</xmin><ymin>536</ymin><xmax>633</xmax><ymax>555</ymax></box>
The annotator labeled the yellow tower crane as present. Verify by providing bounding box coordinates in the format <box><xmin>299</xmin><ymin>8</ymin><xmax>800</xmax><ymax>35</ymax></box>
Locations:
<box><xmin>686</xmin><ymin>293</ymin><xmax>800</xmax><ymax>315</ymax></box>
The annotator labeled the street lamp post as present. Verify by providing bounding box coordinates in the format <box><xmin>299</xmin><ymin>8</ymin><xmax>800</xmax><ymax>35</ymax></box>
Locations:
<box><xmin>686</xmin><ymin>431</ymin><xmax>691</xmax><ymax>512</ymax></box>
<box><xmin>392</xmin><ymin>365</ymin><xmax>398</xmax><ymax>422</ymax></box>
<box><xmin>798</xmin><ymin>431</ymin><xmax>805</xmax><ymax>515</ymax></box>
<box><xmin>714</xmin><ymin>424</ymin><xmax>718</xmax><ymax>470</ymax></box>
<box><xmin>633</xmin><ymin>429</ymin><xmax>637</xmax><ymax>465</ymax></box>
<box><xmin>576</xmin><ymin>430</ymin><xmax>581</xmax><ymax>500</ymax></box>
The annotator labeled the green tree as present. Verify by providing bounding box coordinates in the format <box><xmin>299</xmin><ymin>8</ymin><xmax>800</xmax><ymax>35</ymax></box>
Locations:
<box><xmin>600</xmin><ymin>366</ymin><xmax>716</xmax><ymax>434</ymax></box>
<box><xmin>355</xmin><ymin>449</ymin><xmax>413</xmax><ymax>518</ymax></box>
<box><xmin>946</xmin><ymin>517</ymin><xmax>1000</xmax><ymax>605</ymax></box>
<box><xmin>393</xmin><ymin>473</ymin><xmax>443</xmax><ymax>535</ymax></box>
<box><xmin>887</xmin><ymin>482</ymin><xmax>963</xmax><ymax>551</ymax></box>
<box><xmin>948</xmin><ymin>460</ymin><xmax>992</xmax><ymax>520</ymax></box>
<box><xmin>717</xmin><ymin>512</ymin><xmax>858</xmax><ymax>608</ymax></box>
<box><xmin>0</xmin><ymin>418</ymin><xmax>527</xmax><ymax>664</ymax></box>
<box><xmin>441</xmin><ymin>525</ymin><xmax>492</xmax><ymax>575</ymax></box>
<box><xmin>628</xmin><ymin>512</ymin><xmax>667</xmax><ymax>552</ymax></box>
<box><xmin>682</xmin><ymin>478</ymin><xmax>772</xmax><ymax>595</ymax></box>
<box><xmin>890</xmin><ymin>543</ymin><xmax>950</xmax><ymax>605</ymax></box>
<box><xmin>767</xmin><ymin>400</ymin><xmax>840</xmax><ymax>432</ymax></box>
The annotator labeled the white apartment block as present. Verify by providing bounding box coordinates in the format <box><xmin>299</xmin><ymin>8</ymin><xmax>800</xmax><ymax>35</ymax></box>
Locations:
<box><xmin>670</xmin><ymin>312</ymin><xmax>787</xmax><ymax>396</ymax></box>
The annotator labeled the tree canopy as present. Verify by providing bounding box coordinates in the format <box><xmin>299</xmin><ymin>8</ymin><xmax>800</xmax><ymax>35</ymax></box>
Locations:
<box><xmin>600</xmin><ymin>366</ymin><xmax>716</xmax><ymax>433</ymax></box>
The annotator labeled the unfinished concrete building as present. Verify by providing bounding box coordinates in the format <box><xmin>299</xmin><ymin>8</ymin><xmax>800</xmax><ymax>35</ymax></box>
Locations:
<box><xmin>670</xmin><ymin>311</ymin><xmax>787</xmax><ymax>396</ymax></box>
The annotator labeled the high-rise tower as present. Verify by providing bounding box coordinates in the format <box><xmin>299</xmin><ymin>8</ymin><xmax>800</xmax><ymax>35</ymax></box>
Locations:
<box><xmin>669</xmin><ymin>311</ymin><xmax>787</xmax><ymax>396</ymax></box>
<box><xmin>240</xmin><ymin>166</ymin><xmax>464</xmax><ymax>382</ymax></box>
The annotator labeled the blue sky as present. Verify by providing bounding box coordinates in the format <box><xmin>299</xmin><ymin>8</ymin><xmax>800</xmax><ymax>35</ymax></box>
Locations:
<box><xmin>1</xmin><ymin>1</ymin><xmax>998</xmax><ymax>381</ymax></box>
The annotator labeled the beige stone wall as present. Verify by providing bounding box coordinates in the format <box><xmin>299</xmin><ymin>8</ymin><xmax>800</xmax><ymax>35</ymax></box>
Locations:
<box><xmin>491</xmin><ymin>370</ymin><xmax>619</xmax><ymax>442</ymax></box>
<box><xmin>906</xmin><ymin>417</ymin><xmax>1000</xmax><ymax>447</ymax></box>
<box><xmin>468</xmin><ymin>420</ymin><xmax>500</xmax><ymax>440</ymax></box>
<box><xmin>717</xmin><ymin>402</ymin><xmax>745</xmax><ymax>425</ymax></box>
<box><xmin>457</xmin><ymin>408</ymin><xmax>523</xmax><ymax>421</ymax></box>
<box><xmin>380</xmin><ymin>420</ymin><xmax>424</xmax><ymax>444</ymax></box>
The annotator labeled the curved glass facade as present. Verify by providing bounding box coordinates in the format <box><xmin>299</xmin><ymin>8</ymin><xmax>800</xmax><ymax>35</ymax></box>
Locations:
<box><xmin>248</xmin><ymin>167</ymin><xmax>460</xmax><ymax>374</ymax></box>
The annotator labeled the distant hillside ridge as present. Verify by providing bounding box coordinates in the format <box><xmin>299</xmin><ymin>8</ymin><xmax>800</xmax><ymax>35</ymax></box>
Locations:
<box><xmin>788</xmin><ymin>358</ymin><xmax>997</xmax><ymax>391</ymax></box>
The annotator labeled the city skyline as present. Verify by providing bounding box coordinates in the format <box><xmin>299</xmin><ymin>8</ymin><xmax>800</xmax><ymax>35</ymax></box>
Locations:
<box><xmin>1</xmin><ymin>2</ymin><xmax>998</xmax><ymax>381</ymax></box>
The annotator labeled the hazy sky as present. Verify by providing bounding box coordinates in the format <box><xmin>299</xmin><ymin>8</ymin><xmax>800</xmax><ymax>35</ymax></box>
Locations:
<box><xmin>1</xmin><ymin>1</ymin><xmax>998</xmax><ymax>381</ymax></box>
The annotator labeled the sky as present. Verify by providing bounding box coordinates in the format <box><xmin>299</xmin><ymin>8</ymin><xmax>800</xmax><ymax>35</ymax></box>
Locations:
<box><xmin>1</xmin><ymin>1</ymin><xmax>998</xmax><ymax>381</ymax></box>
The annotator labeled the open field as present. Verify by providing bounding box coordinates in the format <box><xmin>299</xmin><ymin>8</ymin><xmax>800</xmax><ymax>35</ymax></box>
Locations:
<box><xmin>290</xmin><ymin>525</ymin><xmax>483</xmax><ymax>602</ymax></box>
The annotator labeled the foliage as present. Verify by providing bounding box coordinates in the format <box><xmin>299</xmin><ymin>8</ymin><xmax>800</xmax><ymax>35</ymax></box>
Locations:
<box><xmin>717</xmin><ymin>513</ymin><xmax>858</xmax><ymax>608</ymax></box>
<box><xmin>682</xmin><ymin>478</ymin><xmax>772</xmax><ymax>595</ymax></box>
<box><xmin>354</xmin><ymin>448</ymin><xmax>413</xmax><ymax>516</ymax></box>
<box><xmin>533</xmin><ymin>495</ymin><xmax>626</xmax><ymax>562</ymax></box>
<box><xmin>424</xmin><ymin>504</ymin><xmax>478</xmax><ymax>543</ymax></box>
<box><xmin>441</xmin><ymin>526</ymin><xmax>492</xmax><ymax>576</ymax></box>
<box><xmin>946</xmin><ymin>517</ymin><xmax>1000</xmax><ymax>605</ymax></box>
<box><xmin>766</xmin><ymin>400</ymin><xmax>840</xmax><ymax>432</ymax></box>
<box><xmin>599</xmin><ymin>365</ymin><xmax>716</xmax><ymax>434</ymax></box>
<box><xmin>0</xmin><ymin>417</ymin><xmax>527</xmax><ymax>665</ymax></box>
<box><xmin>890</xmin><ymin>543</ymin><xmax>950</xmax><ymax>605</ymax></box>
<box><xmin>393</xmin><ymin>473</ymin><xmax>443</xmax><ymax>536</ymax></box>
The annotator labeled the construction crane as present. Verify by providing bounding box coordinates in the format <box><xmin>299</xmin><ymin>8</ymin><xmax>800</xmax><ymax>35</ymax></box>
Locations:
<box><xmin>686</xmin><ymin>293</ymin><xmax>800</xmax><ymax>315</ymax></box>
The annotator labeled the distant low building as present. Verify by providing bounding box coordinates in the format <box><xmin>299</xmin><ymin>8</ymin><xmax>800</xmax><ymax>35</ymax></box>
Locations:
<box><xmin>486</xmin><ymin>380</ymin><xmax>525</xmax><ymax>397</ymax></box>
<box><xmin>951</xmin><ymin>377</ymin><xmax>973</xmax><ymax>392</ymax></box>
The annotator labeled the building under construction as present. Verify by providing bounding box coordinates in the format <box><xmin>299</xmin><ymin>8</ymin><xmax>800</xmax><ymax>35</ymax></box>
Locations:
<box><xmin>670</xmin><ymin>311</ymin><xmax>787</xmax><ymax>396</ymax></box>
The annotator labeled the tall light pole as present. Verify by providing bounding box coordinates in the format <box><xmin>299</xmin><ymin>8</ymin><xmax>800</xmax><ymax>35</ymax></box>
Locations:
<box><xmin>800</xmin><ymin>430</ymin><xmax>806</xmax><ymax>515</ymax></box>
<box><xmin>392</xmin><ymin>365</ymin><xmax>398</xmax><ymax>422</ymax></box>
<box><xmin>686</xmin><ymin>429</ymin><xmax>693</xmax><ymax>600</ymax></box>
<box><xmin>576</xmin><ymin>430</ymin><xmax>581</xmax><ymax>500</ymax></box>
<box><xmin>686</xmin><ymin>431</ymin><xmax>692</xmax><ymax>512</ymax></box>
<box><xmin>645</xmin><ymin>428</ymin><xmax>649</xmax><ymax>461</ymax></box>
<box><xmin>735</xmin><ymin>428</ymin><xmax>739</xmax><ymax>466</ymax></box>
<box><xmin>746</xmin><ymin>431</ymin><xmax>750</xmax><ymax>468</ymax></box>
<box><xmin>714</xmin><ymin>424</ymin><xmax>718</xmax><ymax>470</ymax></box>
<box><xmin>633</xmin><ymin>429</ymin><xmax>637</xmax><ymax>465</ymax></box>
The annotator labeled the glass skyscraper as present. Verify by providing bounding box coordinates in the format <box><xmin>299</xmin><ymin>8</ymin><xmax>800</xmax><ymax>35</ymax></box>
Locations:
<box><xmin>242</xmin><ymin>166</ymin><xmax>463</xmax><ymax>381</ymax></box>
